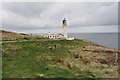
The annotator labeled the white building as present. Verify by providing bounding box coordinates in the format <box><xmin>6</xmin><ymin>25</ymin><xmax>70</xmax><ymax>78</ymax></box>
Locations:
<box><xmin>40</xmin><ymin>18</ymin><xmax>74</xmax><ymax>40</ymax></box>
<box><xmin>62</xmin><ymin>18</ymin><xmax>74</xmax><ymax>40</ymax></box>
<box><xmin>41</xmin><ymin>32</ymin><xmax>65</xmax><ymax>40</ymax></box>
<box><xmin>62</xmin><ymin>18</ymin><xmax>67</xmax><ymax>38</ymax></box>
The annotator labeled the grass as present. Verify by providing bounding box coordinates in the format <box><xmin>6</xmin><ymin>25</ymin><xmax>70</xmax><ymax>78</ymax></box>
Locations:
<box><xmin>2</xmin><ymin>39</ymin><xmax>118</xmax><ymax>78</ymax></box>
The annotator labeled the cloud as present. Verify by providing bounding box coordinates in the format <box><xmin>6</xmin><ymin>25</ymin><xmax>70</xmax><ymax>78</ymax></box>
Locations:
<box><xmin>2</xmin><ymin>2</ymin><xmax>118</xmax><ymax>33</ymax></box>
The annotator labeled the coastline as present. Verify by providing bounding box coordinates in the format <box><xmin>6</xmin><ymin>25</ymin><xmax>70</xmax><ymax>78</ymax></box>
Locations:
<box><xmin>2</xmin><ymin>38</ymin><xmax>119</xmax><ymax>78</ymax></box>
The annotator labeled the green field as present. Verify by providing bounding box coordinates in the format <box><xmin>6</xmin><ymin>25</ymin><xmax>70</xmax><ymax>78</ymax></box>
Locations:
<box><xmin>2</xmin><ymin>39</ymin><xmax>118</xmax><ymax>78</ymax></box>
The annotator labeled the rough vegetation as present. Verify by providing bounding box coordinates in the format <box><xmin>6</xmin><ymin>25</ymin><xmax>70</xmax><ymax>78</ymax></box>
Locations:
<box><xmin>1</xmin><ymin>30</ymin><xmax>119</xmax><ymax>78</ymax></box>
<box><xmin>0</xmin><ymin>30</ymin><xmax>32</xmax><ymax>41</ymax></box>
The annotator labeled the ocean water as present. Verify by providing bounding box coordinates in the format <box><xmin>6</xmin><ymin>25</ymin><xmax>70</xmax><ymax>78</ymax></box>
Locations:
<box><xmin>68</xmin><ymin>33</ymin><xmax>118</xmax><ymax>49</ymax></box>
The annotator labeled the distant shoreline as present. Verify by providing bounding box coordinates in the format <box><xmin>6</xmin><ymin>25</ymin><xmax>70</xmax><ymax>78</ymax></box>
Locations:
<box><xmin>68</xmin><ymin>33</ymin><xmax>118</xmax><ymax>49</ymax></box>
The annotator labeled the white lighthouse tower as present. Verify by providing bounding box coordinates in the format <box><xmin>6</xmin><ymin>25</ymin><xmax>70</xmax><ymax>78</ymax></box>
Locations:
<box><xmin>62</xmin><ymin>18</ymin><xmax>67</xmax><ymax>39</ymax></box>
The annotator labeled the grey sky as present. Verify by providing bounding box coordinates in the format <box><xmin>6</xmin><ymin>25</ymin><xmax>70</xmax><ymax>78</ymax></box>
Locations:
<box><xmin>2</xmin><ymin>2</ymin><xmax>118</xmax><ymax>33</ymax></box>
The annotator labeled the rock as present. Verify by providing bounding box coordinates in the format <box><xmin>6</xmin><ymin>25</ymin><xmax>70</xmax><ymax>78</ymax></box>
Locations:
<box><xmin>79</xmin><ymin>56</ymin><xmax>83</xmax><ymax>59</ymax></box>
<box><xmin>57</xmin><ymin>58</ymin><xmax>64</xmax><ymax>63</ymax></box>
<box><xmin>98</xmin><ymin>59</ymin><xmax>108</xmax><ymax>64</ymax></box>
<box><xmin>74</xmin><ymin>53</ymin><xmax>79</xmax><ymax>58</ymax></box>
<box><xmin>67</xmin><ymin>63</ymin><xmax>72</xmax><ymax>68</ymax></box>
<box><xmin>35</xmin><ymin>73</ymin><xmax>45</xmax><ymax>78</ymax></box>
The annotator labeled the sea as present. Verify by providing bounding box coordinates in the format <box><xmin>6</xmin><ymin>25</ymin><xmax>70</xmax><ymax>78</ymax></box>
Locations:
<box><xmin>68</xmin><ymin>33</ymin><xmax>119</xmax><ymax>49</ymax></box>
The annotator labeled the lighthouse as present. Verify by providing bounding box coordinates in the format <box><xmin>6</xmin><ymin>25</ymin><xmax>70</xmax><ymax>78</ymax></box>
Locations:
<box><xmin>62</xmin><ymin>18</ymin><xmax>67</xmax><ymax>39</ymax></box>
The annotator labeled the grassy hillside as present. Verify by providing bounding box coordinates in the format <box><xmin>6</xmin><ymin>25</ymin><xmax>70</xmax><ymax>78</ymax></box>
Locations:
<box><xmin>2</xmin><ymin>38</ymin><xmax>119</xmax><ymax>78</ymax></box>
<box><xmin>0</xmin><ymin>30</ymin><xmax>32</xmax><ymax>41</ymax></box>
